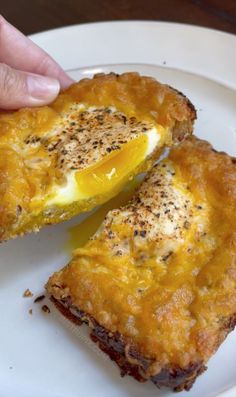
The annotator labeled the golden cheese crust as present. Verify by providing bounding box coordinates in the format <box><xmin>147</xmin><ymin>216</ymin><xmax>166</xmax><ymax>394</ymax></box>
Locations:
<box><xmin>0</xmin><ymin>72</ymin><xmax>195</xmax><ymax>242</ymax></box>
<box><xmin>47</xmin><ymin>136</ymin><xmax>236</xmax><ymax>391</ymax></box>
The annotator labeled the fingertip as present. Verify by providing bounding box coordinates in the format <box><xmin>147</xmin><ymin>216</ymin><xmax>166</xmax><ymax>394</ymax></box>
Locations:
<box><xmin>59</xmin><ymin>74</ymin><xmax>75</xmax><ymax>90</ymax></box>
<box><xmin>0</xmin><ymin>63</ymin><xmax>70</xmax><ymax>109</ymax></box>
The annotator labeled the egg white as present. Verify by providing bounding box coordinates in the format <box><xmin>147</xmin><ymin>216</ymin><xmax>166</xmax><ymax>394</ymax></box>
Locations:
<box><xmin>46</xmin><ymin>127</ymin><xmax>161</xmax><ymax>206</ymax></box>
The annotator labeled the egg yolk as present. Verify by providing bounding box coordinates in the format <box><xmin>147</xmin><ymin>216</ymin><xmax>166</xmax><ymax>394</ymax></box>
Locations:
<box><xmin>75</xmin><ymin>134</ymin><xmax>148</xmax><ymax>197</ymax></box>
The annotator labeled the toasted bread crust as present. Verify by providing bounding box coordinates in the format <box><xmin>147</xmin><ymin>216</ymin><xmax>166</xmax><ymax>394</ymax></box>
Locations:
<box><xmin>0</xmin><ymin>72</ymin><xmax>195</xmax><ymax>242</ymax></box>
<box><xmin>51</xmin><ymin>297</ymin><xmax>206</xmax><ymax>391</ymax></box>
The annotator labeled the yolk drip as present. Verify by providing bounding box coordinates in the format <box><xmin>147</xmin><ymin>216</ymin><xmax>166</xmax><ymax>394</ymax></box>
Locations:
<box><xmin>75</xmin><ymin>135</ymin><xmax>148</xmax><ymax>197</ymax></box>
<box><xmin>66</xmin><ymin>177</ymin><xmax>142</xmax><ymax>251</ymax></box>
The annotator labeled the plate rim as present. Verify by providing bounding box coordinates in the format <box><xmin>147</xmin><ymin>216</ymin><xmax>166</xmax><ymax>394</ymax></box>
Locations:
<box><xmin>29</xmin><ymin>20</ymin><xmax>236</xmax><ymax>90</ymax></box>
<box><xmin>29</xmin><ymin>19</ymin><xmax>236</xmax><ymax>41</ymax></box>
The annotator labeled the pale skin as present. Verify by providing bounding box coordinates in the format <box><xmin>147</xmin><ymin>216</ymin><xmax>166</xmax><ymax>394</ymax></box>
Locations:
<box><xmin>0</xmin><ymin>15</ymin><xmax>74</xmax><ymax>109</ymax></box>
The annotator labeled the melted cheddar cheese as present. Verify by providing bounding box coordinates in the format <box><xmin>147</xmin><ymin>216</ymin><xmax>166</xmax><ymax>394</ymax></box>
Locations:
<box><xmin>47</xmin><ymin>136</ymin><xmax>236</xmax><ymax>375</ymax></box>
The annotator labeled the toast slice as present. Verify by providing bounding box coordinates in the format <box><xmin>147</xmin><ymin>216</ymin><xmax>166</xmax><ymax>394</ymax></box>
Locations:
<box><xmin>0</xmin><ymin>72</ymin><xmax>195</xmax><ymax>241</ymax></box>
<box><xmin>47</xmin><ymin>136</ymin><xmax>236</xmax><ymax>392</ymax></box>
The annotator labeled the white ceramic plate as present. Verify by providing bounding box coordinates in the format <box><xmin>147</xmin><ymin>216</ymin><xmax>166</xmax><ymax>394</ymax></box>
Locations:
<box><xmin>1</xmin><ymin>22</ymin><xmax>236</xmax><ymax>397</ymax></box>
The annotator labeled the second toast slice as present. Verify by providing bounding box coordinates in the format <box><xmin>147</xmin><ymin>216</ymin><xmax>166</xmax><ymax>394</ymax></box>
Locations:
<box><xmin>47</xmin><ymin>136</ymin><xmax>236</xmax><ymax>392</ymax></box>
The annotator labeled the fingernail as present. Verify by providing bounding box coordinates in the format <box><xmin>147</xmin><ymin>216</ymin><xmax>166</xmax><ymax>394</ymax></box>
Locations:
<box><xmin>27</xmin><ymin>74</ymin><xmax>60</xmax><ymax>102</ymax></box>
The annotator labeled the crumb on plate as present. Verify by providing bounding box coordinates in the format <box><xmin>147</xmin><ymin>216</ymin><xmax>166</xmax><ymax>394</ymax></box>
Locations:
<box><xmin>42</xmin><ymin>304</ymin><xmax>50</xmax><ymax>314</ymax></box>
<box><xmin>23</xmin><ymin>288</ymin><xmax>33</xmax><ymax>298</ymax></box>
<box><xmin>34</xmin><ymin>294</ymin><xmax>45</xmax><ymax>303</ymax></box>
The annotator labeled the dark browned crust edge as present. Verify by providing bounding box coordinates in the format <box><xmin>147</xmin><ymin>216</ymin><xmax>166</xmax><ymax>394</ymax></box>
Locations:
<box><xmin>50</xmin><ymin>296</ymin><xmax>206</xmax><ymax>392</ymax></box>
<box><xmin>167</xmin><ymin>85</ymin><xmax>197</xmax><ymax>144</ymax></box>
<box><xmin>167</xmin><ymin>84</ymin><xmax>197</xmax><ymax>119</ymax></box>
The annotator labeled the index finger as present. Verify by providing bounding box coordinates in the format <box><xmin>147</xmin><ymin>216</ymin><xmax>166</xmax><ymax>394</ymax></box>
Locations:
<box><xmin>0</xmin><ymin>15</ymin><xmax>74</xmax><ymax>89</ymax></box>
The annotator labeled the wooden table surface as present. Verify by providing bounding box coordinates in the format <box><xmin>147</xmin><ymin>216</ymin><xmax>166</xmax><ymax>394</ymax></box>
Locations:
<box><xmin>1</xmin><ymin>0</ymin><xmax>236</xmax><ymax>36</ymax></box>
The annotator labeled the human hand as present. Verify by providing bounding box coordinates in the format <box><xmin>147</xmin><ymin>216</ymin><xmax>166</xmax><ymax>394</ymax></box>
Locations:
<box><xmin>0</xmin><ymin>16</ymin><xmax>74</xmax><ymax>109</ymax></box>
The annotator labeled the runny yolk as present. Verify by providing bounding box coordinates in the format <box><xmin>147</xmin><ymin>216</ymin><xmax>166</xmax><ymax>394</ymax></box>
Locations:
<box><xmin>75</xmin><ymin>135</ymin><xmax>149</xmax><ymax>197</ymax></box>
<box><xmin>66</xmin><ymin>177</ymin><xmax>141</xmax><ymax>252</ymax></box>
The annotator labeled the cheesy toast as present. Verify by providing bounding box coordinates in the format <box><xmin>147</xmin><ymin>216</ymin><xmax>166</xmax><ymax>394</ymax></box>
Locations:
<box><xmin>47</xmin><ymin>136</ymin><xmax>236</xmax><ymax>391</ymax></box>
<box><xmin>0</xmin><ymin>72</ymin><xmax>195</xmax><ymax>241</ymax></box>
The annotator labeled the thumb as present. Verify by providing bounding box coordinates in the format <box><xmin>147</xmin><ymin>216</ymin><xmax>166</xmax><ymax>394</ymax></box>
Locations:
<box><xmin>0</xmin><ymin>63</ymin><xmax>60</xmax><ymax>110</ymax></box>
